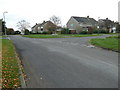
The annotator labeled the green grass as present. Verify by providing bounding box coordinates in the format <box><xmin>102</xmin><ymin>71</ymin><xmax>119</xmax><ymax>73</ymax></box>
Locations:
<box><xmin>0</xmin><ymin>36</ymin><xmax>6</xmax><ymax>38</ymax></box>
<box><xmin>2</xmin><ymin>39</ymin><xmax>20</xmax><ymax>88</ymax></box>
<box><xmin>90</xmin><ymin>36</ymin><xmax>120</xmax><ymax>52</ymax></box>
<box><xmin>23</xmin><ymin>34</ymin><xmax>101</xmax><ymax>38</ymax></box>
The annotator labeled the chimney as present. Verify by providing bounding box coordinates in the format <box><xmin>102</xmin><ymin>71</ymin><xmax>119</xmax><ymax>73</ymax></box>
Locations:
<box><xmin>106</xmin><ymin>18</ymin><xmax>108</xmax><ymax>20</ymax></box>
<box><xmin>87</xmin><ymin>16</ymin><xmax>89</xmax><ymax>18</ymax></box>
<box><xmin>43</xmin><ymin>21</ymin><xmax>46</xmax><ymax>23</ymax></box>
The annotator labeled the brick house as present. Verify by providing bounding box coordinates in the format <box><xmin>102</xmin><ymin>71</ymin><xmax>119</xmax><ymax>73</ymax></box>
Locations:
<box><xmin>67</xmin><ymin>16</ymin><xmax>98</xmax><ymax>34</ymax></box>
<box><xmin>98</xmin><ymin>18</ymin><xmax>116</xmax><ymax>33</ymax></box>
<box><xmin>32</xmin><ymin>21</ymin><xmax>61</xmax><ymax>34</ymax></box>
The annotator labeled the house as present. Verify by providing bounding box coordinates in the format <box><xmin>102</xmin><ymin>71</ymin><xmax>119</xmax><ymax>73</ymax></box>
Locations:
<box><xmin>67</xmin><ymin>16</ymin><xmax>98</xmax><ymax>34</ymax></box>
<box><xmin>98</xmin><ymin>18</ymin><xmax>116</xmax><ymax>33</ymax></box>
<box><xmin>32</xmin><ymin>21</ymin><xmax>61</xmax><ymax>34</ymax></box>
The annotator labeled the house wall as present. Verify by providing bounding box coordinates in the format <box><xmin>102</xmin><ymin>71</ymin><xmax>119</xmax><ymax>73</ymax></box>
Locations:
<box><xmin>98</xmin><ymin>19</ymin><xmax>116</xmax><ymax>33</ymax></box>
<box><xmin>67</xmin><ymin>17</ymin><xmax>85</xmax><ymax>34</ymax></box>
<box><xmin>32</xmin><ymin>24</ymin><xmax>42</xmax><ymax>33</ymax></box>
<box><xmin>32</xmin><ymin>21</ymin><xmax>60</xmax><ymax>34</ymax></box>
<box><xmin>43</xmin><ymin>21</ymin><xmax>56</xmax><ymax>32</ymax></box>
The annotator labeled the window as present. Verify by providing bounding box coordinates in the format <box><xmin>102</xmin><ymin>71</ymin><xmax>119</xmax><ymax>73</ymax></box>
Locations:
<box><xmin>41</xmin><ymin>28</ymin><xmax>43</xmax><ymax>31</ymax></box>
<box><xmin>38</xmin><ymin>27</ymin><xmax>40</xmax><ymax>30</ymax></box>
<box><xmin>71</xmin><ymin>24</ymin><xmax>73</xmax><ymax>27</ymax></box>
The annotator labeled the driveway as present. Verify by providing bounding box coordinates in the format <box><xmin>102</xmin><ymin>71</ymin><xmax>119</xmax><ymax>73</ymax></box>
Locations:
<box><xmin>9</xmin><ymin>35</ymin><xmax>118</xmax><ymax>88</ymax></box>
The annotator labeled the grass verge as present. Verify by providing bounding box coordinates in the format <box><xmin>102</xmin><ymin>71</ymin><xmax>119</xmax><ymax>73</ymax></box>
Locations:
<box><xmin>23</xmin><ymin>34</ymin><xmax>100</xmax><ymax>38</ymax></box>
<box><xmin>90</xmin><ymin>35</ymin><xmax>120</xmax><ymax>52</ymax></box>
<box><xmin>0</xmin><ymin>37</ymin><xmax>2</xmax><ymax>88</ymax></box>
<box><xmin>2</xmin><ymin>39</ymin><xmax>20</xmax><ymax>88</ymax></box>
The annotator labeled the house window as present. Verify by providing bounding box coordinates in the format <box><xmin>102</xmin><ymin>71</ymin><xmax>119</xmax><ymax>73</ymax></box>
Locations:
<box><xmin>41</xmin><ymin>28</ymin><xmax>43</xmax><ymax>31</ymax></box>
<box><xmin>38</xmin><ymin>27</ymin><xmax>40</xmax><ymax>30</ymax></box>
<box><xmin>71</xmin><ymin>24</ymin><xmax>73</xmax><ymax>27</ymax></box>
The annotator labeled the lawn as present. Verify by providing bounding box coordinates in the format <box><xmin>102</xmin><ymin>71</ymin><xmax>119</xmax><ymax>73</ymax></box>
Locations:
<box><xmin>90</xmin><ymin>35</ymin><xmax>120</xmax><ymax>52</ymax></box>
<box><xmin>2</xmin><ymin>39</ymin><xmax>20</xmax><ymax>88</ymax></box>
<box><xmin>23</xmin><ymin>34</ymin><xmax>100</xmax><ymax>38</ymax></box>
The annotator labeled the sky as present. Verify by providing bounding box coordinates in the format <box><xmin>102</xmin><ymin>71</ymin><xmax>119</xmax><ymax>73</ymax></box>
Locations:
<box><xmin>0</xmin><ymin>0</ymin><xmax>119</xmax><ymax>30</ymax></box>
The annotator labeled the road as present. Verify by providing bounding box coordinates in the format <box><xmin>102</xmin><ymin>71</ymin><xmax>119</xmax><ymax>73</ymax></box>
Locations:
<box><xmin>9</xmin><ymin>35</ymin><xmax>118</xmax><ymax>88</ymax></box>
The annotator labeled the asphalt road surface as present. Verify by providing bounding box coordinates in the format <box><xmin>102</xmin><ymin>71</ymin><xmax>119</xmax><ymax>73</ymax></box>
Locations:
<box><xmin>9</xmin><ymin>35</ymin><xmax>118</xmax><ymax>88</ymax></box>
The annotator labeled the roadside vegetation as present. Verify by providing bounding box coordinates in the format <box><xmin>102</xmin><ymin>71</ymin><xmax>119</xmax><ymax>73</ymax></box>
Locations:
<box><xmin>2</xmin><ymin>39</ymin><xmax>20</xmax><ymax>88</ymax></box>
<box><xmin>90</xmin><ymin>34</ymin><xmax>120</xmax><ymax>52</ymax></box>
<box><xmin>23</xmin><ymin>34</ymin><xmax>101</xmax><ymax>38</ymax></box>
<box><xmin>0</xmin><ymin>37</ymin><xmax>2</xmax><ymax>88</ymax></box>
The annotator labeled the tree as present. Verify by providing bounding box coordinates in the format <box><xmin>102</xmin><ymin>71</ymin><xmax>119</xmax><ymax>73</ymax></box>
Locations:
<box><xmin>16</xmin><ymin>20</ymin><xmax>30</xmax><ymax>34</ymax></box>
<box><xmin>6</xmin><ymin>28</ymin><xmax>15</xmax><ymax>35</ymax></box>
<box><xmin>15</xmin><ymin>30</ymin><xmax>21</xmax><ymax>35</ymax></box>
<box><xmin>24</xmin><ymin>29</ymin><xmax>30</xmax><ymax>35</ymax></box>
<box><xmin>2</xmin><ymin>21</ymin><xmax>5</xmax><ymax>35</ymax></box>
<box><xmin>50</xmin><ymin>15</ymin><xmax>61</xmax><ymax>26</ymax></box>
<box><xmin>61</xmin><ymin>28</ymin><xmax>69</xmax><ymax>34</ymax></box>
<box><xmin>50</xmin><ymin>15</ymin><xmax>61</xmax><ymax>34</ymax></box>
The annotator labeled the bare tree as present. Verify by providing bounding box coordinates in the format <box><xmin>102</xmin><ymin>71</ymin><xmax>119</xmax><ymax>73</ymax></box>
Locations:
<box><xmin>16</xmin><ymin>20</ymin><xmax>30</xmax><ymax>34</ymax></box>
<box><xmin>49</xmin><ymin>15</ymin><xmax>61</xmax><ymax>34</ymax></box>
<box><xmin>50</xmin><ymin>15</ymin><xmax>61</xmax><ymax>26</ymax></box>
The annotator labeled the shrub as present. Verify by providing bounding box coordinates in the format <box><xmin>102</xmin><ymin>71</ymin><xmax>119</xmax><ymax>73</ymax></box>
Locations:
<box><xmin>24</xmin><ymin>29</ymin><xmax>30</xmax><ymax>35</ymax></box>
<box><xmin>99</xmin><ymin>30</ymin><xmax>108</xmax><ymax>34</ymax></box>
<box><xmin>42</xmin><ymin>31</ymin><xmax>48</xmax><ymax>34</ymax></box>
<box><xmin>79</xmin><ymin>31</ymin><xmax>88</xmax><ymax>34</ymax></box>
<box><xmin>61</xmin><ymin>28</ymin><xmax>69</xmax><ymax>34</ymax></box>
<box><xmin>15</xmin><ymin>31</ymin><xmax>21</xmax><ymax>35</ymax></box>
<box><xmin>47</xmin><ymin>31</ymin><xmax>53</xmax><ymax>34</ymax></box>
<box><xmin>6</xmin><ymin>28</ymin><xmax>15</xmax><ymax>35</ymax></box>
<box><xmin>93</xmin><ymin>30</ymin><xmax>98</xmax><ymax>33</ymax></box>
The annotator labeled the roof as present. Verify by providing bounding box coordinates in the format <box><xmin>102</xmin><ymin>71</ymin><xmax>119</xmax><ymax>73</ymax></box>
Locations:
<box><xmin>32</xmin><ymin>23</ymin><xmax>42</xmax><ymax>29</ymax></box>
<box><xmin>99</xmin><ymin>19</ymin><xmax>113</xmax><ymax>23</ymax></box>
<box><xmin>98</xmin><ymin>18</ymin><xmax>115</xmax><ymax>27</ymax></box>
<box><xmin>72</xmin><ymin>16</ymin><xmax>98</xmax><ymax>25</ymax></box>
<box><xmin>32</xmin><ymin>21</ymin><xmax>57</xmax><ymax>30</ymax></box>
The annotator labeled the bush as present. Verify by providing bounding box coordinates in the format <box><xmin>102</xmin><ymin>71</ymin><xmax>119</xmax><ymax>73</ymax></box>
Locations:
<box><xmin>24</xmin><ymin>29</ymin><xmax>30</xmax><ymax>35</ymax></box>
<box><xmin>99</xmin><ymin>30</ymin><xmax>108</xmax><ymax>34</ymax></box>
<box><xmin>6</xmin><ymin>28</ymin><xmax>15</xmax><ymax>35</ymax></box>
<box><xmin>61</xmin><ymin>28</ymin><xmax>69</xmax><ymax>34</ymax></box>
<box><xmin>47</xmin><ymin>31</ymin><xmax>53</xmax><ymax>34</ymax></box>
<box><xmin>93</xmin><ymin>30</ymin><xmax>98</xmax><ymax>33</ymax></box>
<box><xmin>42</xmin><ymin>31</ymin><xmax>48</xmax><ymax>34</ymax></box>
<box><xmin>15</xmin><ymin>31</ymin><xmax>21</xmax><ymax>35</ymax></box>
<box><xmin>79</xmin><ymin>31</ymin><xmax>88</xmax><ymax>34</ymax></box>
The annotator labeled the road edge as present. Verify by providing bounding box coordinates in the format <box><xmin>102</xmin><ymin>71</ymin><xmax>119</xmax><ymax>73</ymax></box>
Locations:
<box><xmin>89</xmin><ymin>39</ymin><xmax>120</xmax><ymax>53</ymax></box>
<box><xmin>15</xmin><ymin>52</ymin><xmax>27</xmax><ymax>88</ymax></box>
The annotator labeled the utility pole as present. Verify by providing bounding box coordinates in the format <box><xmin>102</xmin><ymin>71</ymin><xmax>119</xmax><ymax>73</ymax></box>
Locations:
<box><xmin>3</xmin><ymin>11</ymin><xmax>8</xmax><ymax>36</ymax></box>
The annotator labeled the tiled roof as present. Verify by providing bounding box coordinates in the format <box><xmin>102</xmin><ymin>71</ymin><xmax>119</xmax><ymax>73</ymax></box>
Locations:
<box><xmin>72</xmin><ymin>16</ymin><xmax>98</xmax><ymax>25</ymax></box>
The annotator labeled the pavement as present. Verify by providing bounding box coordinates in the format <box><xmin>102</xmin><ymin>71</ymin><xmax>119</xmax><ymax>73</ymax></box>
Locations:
<box><xmin>9</xmin><ymin>35</ymin><xmax>118</xmax><ymax>88</ymax></box>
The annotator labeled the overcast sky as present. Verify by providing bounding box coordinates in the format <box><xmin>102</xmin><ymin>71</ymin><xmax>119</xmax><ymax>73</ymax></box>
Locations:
<box><xmin>0</xmin><ymin>0</ymin><xmax>119</xmax><ymax>30</ymax></box>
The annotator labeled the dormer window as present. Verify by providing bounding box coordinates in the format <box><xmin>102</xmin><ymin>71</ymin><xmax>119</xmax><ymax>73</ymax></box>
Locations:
<box><xmin>38</xmin><ymin>27</ymin><xmax>40</xmax><ymax>30</ymax></box>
